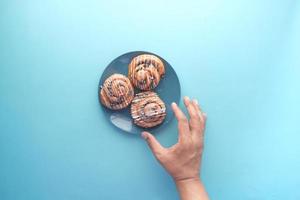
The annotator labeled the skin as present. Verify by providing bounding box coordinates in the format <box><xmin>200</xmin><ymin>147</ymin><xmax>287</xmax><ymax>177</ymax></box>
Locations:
<box><xmin>142</xmin><ymin>96</ymin><xmax>209</xmax><ymax>200</ymax></box>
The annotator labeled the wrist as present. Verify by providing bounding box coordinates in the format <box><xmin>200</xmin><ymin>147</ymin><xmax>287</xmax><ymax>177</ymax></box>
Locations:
<box><xmin>175</xmin><ymin>176</ymin><xmax>209</xmax><ymax>200</ymax></box>
<box><xmin>174</xmin><ymin>176</ymin><xmax>201</xmax><ymax>185</ymax></box>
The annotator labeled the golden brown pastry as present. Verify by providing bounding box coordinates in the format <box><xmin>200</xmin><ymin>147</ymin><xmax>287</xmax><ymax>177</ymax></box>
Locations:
<box><xmin>131</xmin><ymin>91</ymin><xmax>166</xmax><ymax>128</ymax></box>
<box><xmin>128</xmin><ymin>54</ymin><xmax>165</xmax><ymax>90</ymax></box>
<box><xmin>100</xmin><ymin>74</ymin><xmax>134</xmax><ymax>110</ymax></box>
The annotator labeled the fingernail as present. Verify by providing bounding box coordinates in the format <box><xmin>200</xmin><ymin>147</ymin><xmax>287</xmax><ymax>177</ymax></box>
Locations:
<box><xmin>194</xmin><ymin>99</ymin><xmax>199</xmax><ymax>105</ymax></box>
<box><xmin>141</xmin><ymin>132</ymin><xmax>148</xmax><ymax>139</ymax></box>
<box><xmin>203</xmin><ymin>113</ymin><xmax>207</xmax><ymax>118</ymax></box>
<box><xmin>171</xmin><ymin>102</ymin><xmax>177</xmax><ymax>107</ymax></box>
<box><xmin>184</xmin><ymin>96</ymin><xmax>190</xmax><ymax>101</ymax></box>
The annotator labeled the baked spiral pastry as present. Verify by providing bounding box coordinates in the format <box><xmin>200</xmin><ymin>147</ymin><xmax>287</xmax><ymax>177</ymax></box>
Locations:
<box><xmin>128</xmin><ymin>54</ymin><xmax>165</xmax><ymax>91</ymax></box>
<box><xmin>131</xmin><ymin>91</ymin><xmax>166</xmax><ymax>128</ymax></box>
<box><xmin>100</xmin><ymin>74</ymin><xmax>134</xmax><ymax>110</ymax></box>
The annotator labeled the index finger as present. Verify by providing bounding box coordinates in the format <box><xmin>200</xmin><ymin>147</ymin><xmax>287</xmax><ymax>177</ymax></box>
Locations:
<box><xmin>171</xmin><ymin>102</ymin><xmax>190</xmax><ymax>142</ymax></box>
<box><xmin>184</xmin><ymin>97</ymin><xmax>201</xmax><ymax>131</ymax></box>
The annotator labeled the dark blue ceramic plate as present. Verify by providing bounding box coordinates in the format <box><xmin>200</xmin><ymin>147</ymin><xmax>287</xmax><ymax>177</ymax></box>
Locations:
<box><xmin>98</xmin><ymin>51</ymin><xmax>181</xmax><ymax>134</ymax></box>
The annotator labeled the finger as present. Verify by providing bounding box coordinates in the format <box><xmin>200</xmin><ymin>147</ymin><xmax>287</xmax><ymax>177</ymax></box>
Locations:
<box><xmin>192</xmin><ymin>99</ymin><xmax>205</xmax><ymax>123</ymax></box>
<box><xmin>202</xmin><ymin>112</ymin><xmax>207</xmax><ymax>131</ymax></box>
<box><xmin>142</xmin><ymin>131</ymin><xmax>165</xmax><ymax>155</ymax></box>
<box><xmin>191</xmin><ymin>111</ymin><xmax>207</xmax><ymax>147</ymax></box>
<box><xmin>184</xmin><ymin>97</ymin><xmax>200</xmax><ymax>120</ymax></box>
<box><xmin>184</xmin><ymin>97</ymin><xmax>201</xmax><ymax>130</ymax></box>
<box><xmin>171</xmin><ymin>102</ymin><xmax>190</xmax><ymax>141</ymax></box>
<box><xmin>191</xmin><ymin>100</ymin><xmax>207</xmax><ymax>134</ymax></box>
<box><xmin>202</xmin><ymin>112</ymin><xmax>207</xmax><ymax>120</ymax></box>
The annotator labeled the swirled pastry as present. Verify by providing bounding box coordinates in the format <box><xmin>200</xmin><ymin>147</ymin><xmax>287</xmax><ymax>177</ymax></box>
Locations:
<box><xmin>128</xmin><ymin>54</ymin><xmax>165</xmax><ymax>90</ymax></box>
<box><xmin>131</xmin><ymin>91</ymin><xmax>166</xmax><ymax>128</ymax></box>
<box><xmin>100</xmin><ymin>74</ymin><xmax>134</xmax><ymax>110</ymax></box>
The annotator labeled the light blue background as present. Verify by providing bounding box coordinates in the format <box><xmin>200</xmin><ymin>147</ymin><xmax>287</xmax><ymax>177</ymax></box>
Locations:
<box><xmin>1</xmin><ymin>0</ymin><xmax>299</xmax><ymax>199</ymax></box>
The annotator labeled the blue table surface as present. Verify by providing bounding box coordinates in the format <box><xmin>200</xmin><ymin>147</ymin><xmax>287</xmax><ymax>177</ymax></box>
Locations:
<box><xmin>1</xmin><ymin>1</ymin><xmax>299</xmax><ymax>199</ymax></box>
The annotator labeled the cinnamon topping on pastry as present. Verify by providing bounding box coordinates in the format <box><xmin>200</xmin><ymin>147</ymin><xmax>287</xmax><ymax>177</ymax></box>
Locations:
<box><xmin>128</xmin><ymin>54</ymin><xmax>165</xmax><ymax>91</ymax></box>
<box><xmin>131</xmin><ymin>91</ymin><xmax>166</xmax><ymax>128</ymax></box>
<box><xmin>100</xmin><ymin>74</ymin><xmax>134</xmax><ymax>110</ymax></box>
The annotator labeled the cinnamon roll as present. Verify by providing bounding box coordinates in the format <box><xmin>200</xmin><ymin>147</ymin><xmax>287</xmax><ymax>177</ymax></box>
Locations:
<box><xmin>128</xmin><ymin>54</ymin><xmax>165</xmax><ymax>91</ymax></box>
<box><xmin>131</xmin><ymin>91</ymin><xmax>166</xmax><ymax>128</ymax></box>
<box><xmin>100</xmin><ymin>74</ymin><xmax>134</xmax><ymax>110</ymax></box>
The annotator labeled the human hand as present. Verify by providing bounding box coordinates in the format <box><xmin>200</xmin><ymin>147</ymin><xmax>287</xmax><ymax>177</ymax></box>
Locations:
<box><xmin>142</xmin><ymin>96</ymin><xmax>207</xmax><ymax>182</ymax></box>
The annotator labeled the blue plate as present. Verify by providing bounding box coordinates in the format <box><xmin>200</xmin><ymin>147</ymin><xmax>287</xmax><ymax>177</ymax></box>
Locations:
<box><xmin>98</xmin><ymin>51</ymin><xmax>181</xmax><ymax>134</ymax></box>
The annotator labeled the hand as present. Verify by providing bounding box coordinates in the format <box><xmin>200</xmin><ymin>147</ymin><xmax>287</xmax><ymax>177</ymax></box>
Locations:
<box><xmin>142</xmin><ymin>96</ymin><xmax>207</xmax><ymax>182</ymax></box>
<box><xmin>142</xmin><ymin>96</ymin><xmax>209</xmax><ymax>200</ymax></box>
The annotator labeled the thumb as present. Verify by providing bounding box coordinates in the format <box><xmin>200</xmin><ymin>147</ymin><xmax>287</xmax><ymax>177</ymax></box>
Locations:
<box><xmin>142</xmin><ymin>131</ymin><xmax>165</xmax><ymax>156</ymax></box>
